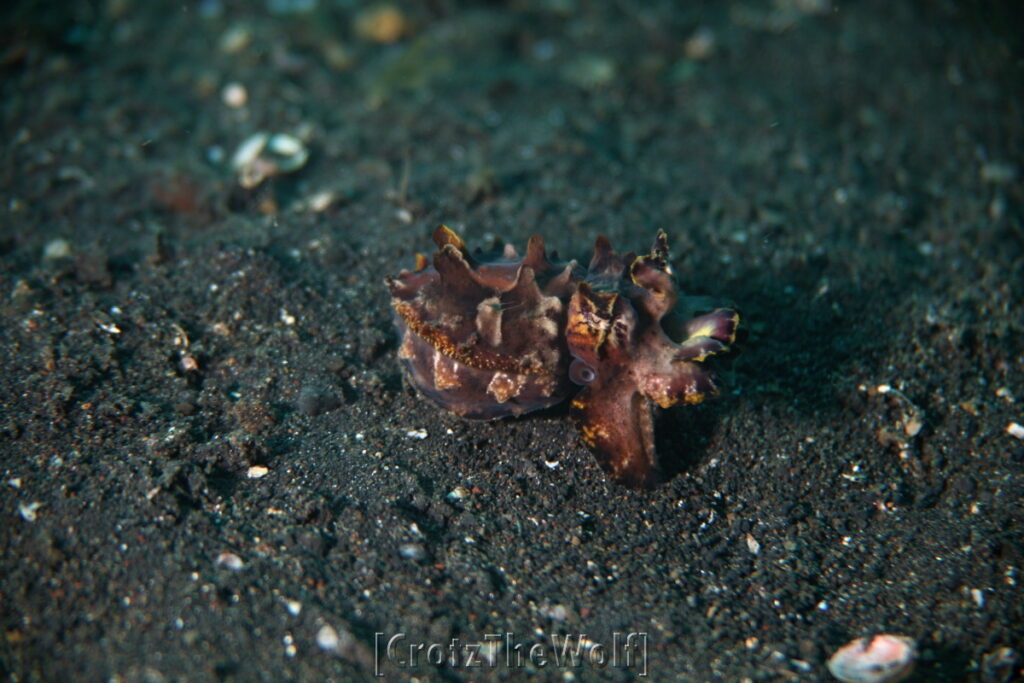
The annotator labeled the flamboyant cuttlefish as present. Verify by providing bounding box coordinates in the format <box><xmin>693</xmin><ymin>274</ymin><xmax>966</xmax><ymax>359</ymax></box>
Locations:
<box><xmin>385</xmin><ymin>226</ymin><xmax>739</xmax><ymax>488</ymax></box>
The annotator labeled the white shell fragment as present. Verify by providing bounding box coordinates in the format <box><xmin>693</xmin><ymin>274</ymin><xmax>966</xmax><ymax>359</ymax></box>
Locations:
<box><xmin>43</xmin><ymin>238</ymin><xmax>72</xmax><ymax>260</ymax></box>
<box><xmin>215</xmin><ymin>551</ymin><xmax>245</xmax><ymax>571</ymax></box>
<box><xmin>231</xmin><ymin>132</ymin><xmax>310</xmax><ymax>188</ymax></box>
<box><xmin>827</xmin><ymin>634</ymin><xmax>917</xmax><ymax>683</ymax></box>
<box><xmin>246</xmin><ymin>465</ymin><xmax>269</xmax><ymax>479</ymax></box>
<box><xmin>18</xmin><ymin>501</ymin><xmax>42</xmax><ymax>522</ymax></box>
<box><xmin>446</xmin><ymin>486</ymin><xmax>469</xmax><ymax>501</ymax></box>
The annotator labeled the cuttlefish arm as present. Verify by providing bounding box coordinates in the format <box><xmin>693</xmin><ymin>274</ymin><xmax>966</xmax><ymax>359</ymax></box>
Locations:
<box><xmin>566</xmin><ymin>233</ymin><xmax>739</xmax><ymax>488</ymax></box>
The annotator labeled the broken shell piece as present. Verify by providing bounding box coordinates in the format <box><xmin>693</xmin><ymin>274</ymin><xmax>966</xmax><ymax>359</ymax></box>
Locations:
<box><xmin>827</xmin><ymin>635</ymin><xmax>916</xmax><ymax>683</ymax></box>
<box><xmin>1007</xmin><ymin>421</ymin><xmax>1024</xmax><ymax>440</ymax></box>
<box><xmin>215</xmin><ymin>551</ymin><xmax>245</xmax><ymax>571</ymax></box>
<box><xmin>231</xmin><ymin>132</ymin><xmax>310</xmax><ymax>189</ymax></box>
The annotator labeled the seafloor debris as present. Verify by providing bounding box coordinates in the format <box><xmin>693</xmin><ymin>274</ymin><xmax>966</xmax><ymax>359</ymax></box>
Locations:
<box><xmin>215</xmin><ymin>552</ymin><xmax>245</xmax><ymax>571</ymax></box>
<box><xmin>826</xmin><ymin>634</ymin><xmax>917</xmax><ymax>683</ymax></box>
<box><xmin>231</xmin><ymin>132</ymin><xmax>309</xmax><ymax>189</ymax></box>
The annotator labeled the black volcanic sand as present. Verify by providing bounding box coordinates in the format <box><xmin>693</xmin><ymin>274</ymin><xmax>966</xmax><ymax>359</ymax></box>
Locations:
<box><xmin>1</xmin><ymin>2</ymin><xmax>1022</xmax><ymax>681</ymax></box>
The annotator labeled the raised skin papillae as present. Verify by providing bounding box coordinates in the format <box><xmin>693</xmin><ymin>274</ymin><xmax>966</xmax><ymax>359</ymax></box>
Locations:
<box><xmin>385</xmin><ymin>226</ymin><xmax>739</xmax><ymax>488</ymax></box>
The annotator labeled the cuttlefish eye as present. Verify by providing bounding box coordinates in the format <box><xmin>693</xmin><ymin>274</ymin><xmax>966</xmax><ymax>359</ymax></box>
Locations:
<box><xmin>569</xmin><ymin>357</ymin><xmax>597</xmax><ymax>385</ymax></box>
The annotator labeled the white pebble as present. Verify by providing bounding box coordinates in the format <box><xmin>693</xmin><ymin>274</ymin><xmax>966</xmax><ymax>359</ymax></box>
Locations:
<box><xmin>215</xmin><ymin>552</ymin><xmax>245</xmax><ymax>570</ymax></box>
<box><xmin>246</xmin><ymin>465</ymin><xmax>269</xmax><ymax>479</ymax></box>
<box><xmin>303</xmin><ymin>190</ymin><xmax>337</xmax><ymax>213</ymax></box>
<box><xmin>541</xmin><ymin>604</ymin><xmax>569</xmax><ymax>621</ymax></box>
<box><xmin>43</xmin><ymin>238</ymin><xmax>72</xmax><ymax>260</ymax></box>
<box><xmin>316</xmin><ymin>623</ymin><xmax>353</xmax><ymax>654</ymax></box>
<box><xmin>398</xmin><ymin>543</ymin><xmax>425</xmax><ymax>561</ymax></box>
<box><xmin>221</xmin><ymin>82</ymin><xmax>248</xmax><ymax>108</ymax></box>
<box><xmin>745</xmin><ymin>533</ymin><xmax>761</xmax><ymax>555</ymax></box>
<box><xmin>316</xmin><ymin>624</ymin><xmax>339</xmax><ymax>651</ymax></box>
<box><xmin>1007</xmin><ymin>422</ymin><xmax>1024</xmax><ymax>440</ymax></box>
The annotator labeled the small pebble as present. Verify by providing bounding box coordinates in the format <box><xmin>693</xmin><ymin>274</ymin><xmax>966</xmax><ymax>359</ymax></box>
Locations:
<box><xmin>302</xmin><ymin>190</ymin><xmax>338</xmax><ymax>213</ymax></box>
<box><xmin>220</xmin><ymin>24</ymin><xmax>252</xmax><ymax>54</ymax></box>
<box><xmin>398</xmin><ymin>543</ymin><xmax>425</xmax><ymax>561</ymax></box>
<box><xmin>43</xmin><ymin>238</ymin><xmax>72</xmax><ymax>261</ymax></box>
<box><xmin>316</xmin><ymin>623</ymin><xmax>354</xmax><ymax>654</ymax></box>
<box><xmin>246</xmin><ymin>465</ymin><xmax>269</xmax><ymax>479</ymax></box>
<box><xmin>541</xmin><ymin>604</ymin><xmax>569</xmax><ymax>621</ymax></box>
<box><xmin>745</xmin><ymin>533</ymin><xmax>761</xmax><ymax>555</ymax></box>
<box><xmin>316</xmin><ymin>624</ymin><xmax>340</xmax><ymax>651</ymax></box>
<box><xmin>221</xmin><ymin>82</ymin><xmax>248</xmax><ymax>108</ymax></box>
<box><xmin>354</xmin><ymin>5</ymin><xmax>411</xmax><ymax>44</ymax></box>
<box><xmin>684</xmin><ymin>27</ymin><xmax>716</xmax><ymax>61</ymax></box>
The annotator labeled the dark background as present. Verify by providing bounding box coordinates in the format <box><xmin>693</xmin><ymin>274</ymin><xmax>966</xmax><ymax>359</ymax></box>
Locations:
<box><xmin>1</xmin><ymin>1</ymin><xmax>1021</xmax><ymax>679</ymax></box>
